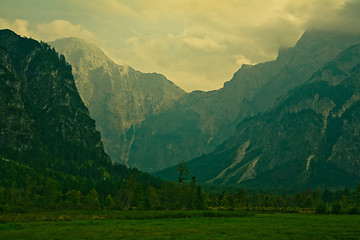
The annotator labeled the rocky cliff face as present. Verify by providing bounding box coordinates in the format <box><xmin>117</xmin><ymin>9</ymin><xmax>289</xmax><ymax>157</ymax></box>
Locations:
<box><xmin>130</xmin><ymin>30</ymin><xmax>360</xmax><ymax>172</ymax></box>
<box><xmin>50</xmin><ymin>38</ymin><xmax>186</xmax><ymax>165</ymax></box>
<box><xmin>0</xmin><ymin>29</ymin><xmax>111</xmax><ymax>179</ymax></box>
<box><xmin>156</xmin><ymin>43</ymin><xmax>360</xmax><ymax>191</ymax></box>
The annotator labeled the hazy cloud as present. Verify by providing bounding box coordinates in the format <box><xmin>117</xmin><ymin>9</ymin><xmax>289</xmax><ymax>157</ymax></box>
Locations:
<box><xmin>0</xmin><ymin>18</ymin><xmax>103</xmax><ymax>47</ymax></box>
<box><xmin>0</xmin><ymin>18</ymin><xmax>33</xmax><ymax>38</ymax></box>
<box><xmin>112</xmin><ymin>0</ymin><xmax>359</xmax><ymax>91</ymax></box>
<box><xmin>71</xmin><ymin>0</ymin><xmax>136</xmax><ymax>16</ymax></box>
<box><xmin>36</xmin><ymin>19</ymin><xmax>98</xmax><ymax>42</ymax></box>
<box><xmin>1</xmin><ymin>0</ymin><xmax>359</xmax><ymax>91</ymax></box>
<box><xmin>234</xmin><ymin>55</ymin><xmax>254</xmax><ymax>67</ymax></box>
<box><xmin>307</xmin><ymin>0</ymin><xmax>360</xmax><ymax>33</ymax></box>
<box><xmin>183</xmin><ymin>37</ymin><xmax>227</xmax><ymax>52</ymax></box>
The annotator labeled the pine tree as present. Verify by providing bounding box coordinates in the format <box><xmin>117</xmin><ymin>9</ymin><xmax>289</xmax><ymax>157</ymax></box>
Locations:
<box><xmin>177</xmin><ymin>161</ymin><xmax>189</xmax><ymax>185</ymax></box>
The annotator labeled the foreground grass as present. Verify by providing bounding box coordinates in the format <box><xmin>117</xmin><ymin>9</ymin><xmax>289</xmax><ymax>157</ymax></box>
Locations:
<box><xmin>0</xmin><ymin>212</ymin><xmax>360</xmax><ymax>240</ymax></box>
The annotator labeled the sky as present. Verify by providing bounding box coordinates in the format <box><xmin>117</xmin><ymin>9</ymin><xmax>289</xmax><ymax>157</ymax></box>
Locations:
<box><xmin>1</xmin><ymin>0</ymin><xmax>360</xmax><ymax>92</ymax></box>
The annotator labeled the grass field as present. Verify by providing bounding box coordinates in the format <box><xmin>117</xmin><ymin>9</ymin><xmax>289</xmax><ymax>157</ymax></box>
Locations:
<box><xmin>1</xmin><ymin>211</ymin><xmax>360</xmax><ymax>240</ymax></box>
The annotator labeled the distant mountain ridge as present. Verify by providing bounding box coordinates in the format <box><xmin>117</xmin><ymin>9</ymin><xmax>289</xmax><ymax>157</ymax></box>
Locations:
<box><xmin>156</xmin><ymin>42</ymin><xmax>360</xmax><ymax>191</ymax></box>
<box><xmin>50</xmin><ymin>38</ymin><xmax>186</xmax><ymax>165</ymax></box>
<box><xmin>128</xmin><ymin>30</ymin><xmax>360</xmax><ymax>172</ymax></box>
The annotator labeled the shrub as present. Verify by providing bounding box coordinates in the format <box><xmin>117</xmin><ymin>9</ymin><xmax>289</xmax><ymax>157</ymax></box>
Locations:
<box><xmin>315</xmin><ymin>202</ymin><xmax>328</xmax><ymax>214</ymax></box>
<box><xmin>331</xmin><ymin>202</ymin><xmax>341</xmax><ymax>214</ymax></box>
<box><xmin>347</xmin><ymin>207</ymin><xmax>359</xmax><ymax>215</ymax></box>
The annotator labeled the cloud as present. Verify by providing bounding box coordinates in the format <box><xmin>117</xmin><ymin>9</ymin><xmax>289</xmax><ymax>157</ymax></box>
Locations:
<box><xmin>183</xmin><ymin>36</ymin><xmax>227</xmax><ymax>52</ymax></box>
<box><xmin>0</xmin><ymin>18</ymin><xmax>32</xmax><ymax>38</ymax></box>
<box><xmin>306</xmin><ymin>0</ymin><xmax>360</xmax><ymax>33</ymax></box>
<box><xmin>0</xmin><ymin>18</ymin><xmax>102</xmax><ymax>47</ymax></box>
<box><xmin>1</xmin><ymin>0</ymin><xmax>359</xmax><ymax>91</ymax></box>
<box><xmin>36</xmin><ymin>19</ymin><xmax>99</xmax><ymax>42</ymax></box>
<box><xmin>71</xmin><ymin>0</ymin><xmax>136</xmax><ymax>16</ymax></box>
<box><xmin>106</xmin><ymin>0</ymin><xmax>310</xmax><ymax>90</ymax></box>
<box><xmin>114</xmin><ymin>31</ymin><xmax>239</xmax><ymax>91</ymax></box>
<box><xmin>114</xmin><ymin>0</ymin><xmax>359</xmax><ymax>91</ymax></box>
<box><xmin>234</xmin><ymin>55</ymin><xmax>254</xmax><ymax>67</ymax></box>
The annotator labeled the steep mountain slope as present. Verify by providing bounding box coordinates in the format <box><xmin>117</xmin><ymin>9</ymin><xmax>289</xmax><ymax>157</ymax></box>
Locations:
<box><xmin>156</xmin><ymin>43</ymin><xmax>360</xmax><ymax>191</ymax></box>
<box><xmin>0</xmin><ymin>29</ymin><xmax>113</xmax><ymax>181</ymax></box>
<box><xmin>50</xmin><ymin>38</ymin><xmax>186</xmax><ymax>165</ymax></box>
<box><xmin>129</xmin><ymin>30</ymin><xmax>360</xmax><ymax>172</ymax></box>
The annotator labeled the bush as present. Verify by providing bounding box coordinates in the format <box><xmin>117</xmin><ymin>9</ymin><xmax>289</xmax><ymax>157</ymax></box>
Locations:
<box><xmin>315</xmin><ymin>202</ymin><xmax>328</xmax><ymax>214</ymax></box>
<box><xmin>331</xmin><ymin>202</ymin><xmax>341</xmax><ymax>214</ymax></box>
<box><xmin>347</xmin><ymin>207</ymin><xmax>360</xmax><ymax>215</ymax></box>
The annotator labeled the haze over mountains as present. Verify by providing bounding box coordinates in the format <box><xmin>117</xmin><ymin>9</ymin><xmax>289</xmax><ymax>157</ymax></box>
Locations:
<box><xmin>51</xmin><ymin>30</ymin><xmax>360</xmax><ymax>177</ymax></box>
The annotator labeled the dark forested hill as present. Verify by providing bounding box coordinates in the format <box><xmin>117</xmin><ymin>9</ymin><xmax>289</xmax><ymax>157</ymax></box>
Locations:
<box><xmin>0</xmin><ymin>29</ymin><xmax>113</xmax><ymax>179</ymax></box>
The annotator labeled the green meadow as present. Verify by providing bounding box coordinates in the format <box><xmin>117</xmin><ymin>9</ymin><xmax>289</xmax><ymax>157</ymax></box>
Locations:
<box><xmin>1</xmin><ymin>211</ymin><xmax>360</xmax><ymax>240</ymax></box>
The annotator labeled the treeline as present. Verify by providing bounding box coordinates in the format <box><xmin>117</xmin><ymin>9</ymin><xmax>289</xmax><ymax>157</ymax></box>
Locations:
<box><xmin>0</xmin><ymin>158</ymin><xmax>204</xmax><ymax>212</ymax></box>
<box><xmin>204</xmin><ymin>185</ymin><xmax>360</xmax><ymax>214</ymax></box>
<box><xmin>0</xmin><ymin>169</ymin><xmax>203</xmax><ymax>212</ymax></box>
<box><xmin>1</xmin><ymin>159</ymin><xmax>360</xmax><ymax>214</ymax></box>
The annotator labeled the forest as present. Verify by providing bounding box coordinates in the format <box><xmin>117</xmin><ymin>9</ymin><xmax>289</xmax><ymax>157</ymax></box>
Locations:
<box><xmin>1</xmin><ymin>158</ymin><xmax>360</xmax><ymax>215</ymax></box>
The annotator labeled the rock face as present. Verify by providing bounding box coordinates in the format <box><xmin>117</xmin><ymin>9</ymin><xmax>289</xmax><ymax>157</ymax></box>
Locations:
<box><xmin>156</xmin><ymin>43</ymin><xmax>360</xmax><ymax>191</ymax></box>
<box><xmin>129</xmin><ymin>30</ymin><xmax>360</xmax><ymax>172</ymax></box>
<box><xmin>50</xmin><ymin>38</ymin><xmax>186</xmax><ymax>166</ymax></box>
<box><xmin>0</xmin><ymin>29</ymin><xmax>111</xmax><ymax>179</ymax></box>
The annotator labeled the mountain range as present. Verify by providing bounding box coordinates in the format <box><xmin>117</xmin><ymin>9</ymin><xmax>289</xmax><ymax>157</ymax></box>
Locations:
<box><xmin>130</xmin><ymin>30</ymin><xmax>360</xmax><ymax>172</ymax></box>
<box><xmin>156</xmin><ymin>42</ymin><xmax>360</xmax><ymax>191</ymax></box>
<box><xmin>2</xmin><ymin>27</ymin><xmax>360</xmax><ymax>192</ymax></box>
<box><xmin>51</xmin><ymin>30</ymin><xmax>360</xmax><ymax>176</ymax></box>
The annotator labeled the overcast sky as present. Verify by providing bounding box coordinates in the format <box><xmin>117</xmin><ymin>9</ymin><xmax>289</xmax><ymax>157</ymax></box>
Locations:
<box><xmin>1</xmin><ymin>0</ymin><xmax>360</xmax><ymax>91</ymax></box>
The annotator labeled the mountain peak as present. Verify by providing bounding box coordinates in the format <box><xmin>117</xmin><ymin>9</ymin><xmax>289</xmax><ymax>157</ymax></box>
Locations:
<box><xmin>51</xmin><ymin>37</ymin><xmax>186</xmax><ymax>166</ymax></box>
<box><xmin>50</xmin><ymin>37</ymin><xmax>111</xmax><ymax>67</ymax></box>
<box><xmin>0</xmin><ymin>29</ymin><xmax>17</xmax><ymax>37</ymax></box>
<box><xmin>0</xmin><ymin>28</ymin><xmax>36</xmax><ymax>48</ymax></box>
<box><xmin>51</xmin><ymin>37</ymin><xmax>103</xmax><ymax>54</ymax></box>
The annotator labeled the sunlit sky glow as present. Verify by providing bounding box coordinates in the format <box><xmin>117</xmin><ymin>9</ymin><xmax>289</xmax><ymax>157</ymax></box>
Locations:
<box><xmin>1</xmin><ymin>0</ymin><xmax>360</xmax><ymax>91</ymax></box>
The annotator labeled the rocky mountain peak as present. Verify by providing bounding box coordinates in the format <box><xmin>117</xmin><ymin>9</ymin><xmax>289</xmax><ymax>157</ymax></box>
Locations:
<box><xmin>51</xmin><ymin>37</ymin><xmax>186</xmax><ymax>165</ymax></box>
<box><xmin>51</xmin><ymin>37</ymin><xmax>116</xmax><ymax>72</ymax></box>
